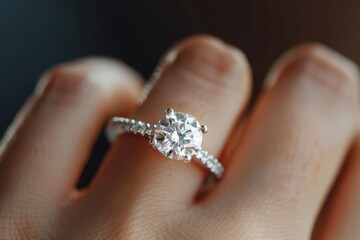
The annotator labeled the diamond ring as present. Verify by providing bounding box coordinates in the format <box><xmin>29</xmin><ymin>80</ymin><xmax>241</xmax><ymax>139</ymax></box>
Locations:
<box><xmin>106</xmin><ymin>108</ymin><xmax>224</xmax><ymax>179</ymax></box>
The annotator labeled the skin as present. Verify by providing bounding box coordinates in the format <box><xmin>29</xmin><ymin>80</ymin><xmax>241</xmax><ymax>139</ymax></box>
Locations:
<box><xmin>0</xmin><ymin>35</ymin><xmax>359</xmax><ymax>239</ymax></box>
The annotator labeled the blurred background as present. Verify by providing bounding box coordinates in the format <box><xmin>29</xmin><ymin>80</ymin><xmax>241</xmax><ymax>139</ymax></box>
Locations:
<box><xmin>1</xmin><ymin>0</ymin><xmax>359</xmax><ymax>186</ymax></box>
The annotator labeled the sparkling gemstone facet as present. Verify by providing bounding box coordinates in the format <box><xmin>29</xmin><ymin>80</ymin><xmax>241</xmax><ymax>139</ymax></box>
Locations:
<box><xmin>153</xmin><ymin>111</ymin><xmax>203</xmax><ymax>161</ymax></box>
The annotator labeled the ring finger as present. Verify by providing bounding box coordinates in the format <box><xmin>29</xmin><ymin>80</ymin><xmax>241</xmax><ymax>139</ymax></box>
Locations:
<box><xmin>90</xmin><ymin>36</ymin><xmax>251</xmax><ymax>214</ymax></box>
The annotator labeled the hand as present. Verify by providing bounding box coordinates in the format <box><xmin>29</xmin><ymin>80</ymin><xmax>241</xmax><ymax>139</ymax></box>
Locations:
<box><xmin>0</xmin><ymin>35</ymin><xmax>359</xmax><ymax>239</ymax></box>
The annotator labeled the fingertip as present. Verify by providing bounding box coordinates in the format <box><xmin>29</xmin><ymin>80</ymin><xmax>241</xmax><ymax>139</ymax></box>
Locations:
<box><xmin>36</xmin><ymin>57</ymin><xmax>144</xmax><ymax>100</ymax></box>
<box><xmin>169</xmin><ymin>35</ymin><xmax>252</xmax><ymax>98</ymax></box>
<box><xmin>162</xmin><ymin>35</ymin><xmax>251</xmax><ymax>78</ymax></box>
<box><xmin>265</xmin><ymin>43</ymin><xmax>360</xmax><ymax>100</ymax></box>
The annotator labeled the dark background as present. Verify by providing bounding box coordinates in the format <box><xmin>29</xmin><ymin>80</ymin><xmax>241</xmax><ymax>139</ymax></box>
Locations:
<box><xmin>1</xmin><ymin>0</ymin><xmax>360</xmax><ymax>186</ymax></box>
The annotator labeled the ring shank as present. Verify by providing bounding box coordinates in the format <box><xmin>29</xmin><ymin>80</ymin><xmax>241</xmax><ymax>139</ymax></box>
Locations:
<box><xmin>106</xmin><ymin>117</ymin><xmax>224</xmax><ymax>179</ymax></box>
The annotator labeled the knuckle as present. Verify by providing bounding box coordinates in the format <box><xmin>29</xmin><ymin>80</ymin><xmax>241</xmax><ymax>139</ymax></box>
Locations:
<box><xmin>0</xmin><ymin>212</ymin><xmax>48</xmax><ymax>240</ymax></box>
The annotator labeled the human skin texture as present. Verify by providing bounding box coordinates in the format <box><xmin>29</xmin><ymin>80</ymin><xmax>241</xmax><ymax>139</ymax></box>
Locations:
<box><xmin>0</xmin><ymin>35</ymin><xmax>359</xmax><ymax>239</ymax></box>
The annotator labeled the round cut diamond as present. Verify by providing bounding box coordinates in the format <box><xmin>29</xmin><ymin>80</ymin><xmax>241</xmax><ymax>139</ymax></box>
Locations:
<box><xmin>153</xmin><ymin>111</ymin><xmax>203</xmax><ymax>161</ymax></box>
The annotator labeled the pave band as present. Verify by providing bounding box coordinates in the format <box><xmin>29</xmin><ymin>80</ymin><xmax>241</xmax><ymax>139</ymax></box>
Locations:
<box><xmin>106</xmin><ymin>110</ymin><xmax>224</xmax><ymax>179</ymax></box>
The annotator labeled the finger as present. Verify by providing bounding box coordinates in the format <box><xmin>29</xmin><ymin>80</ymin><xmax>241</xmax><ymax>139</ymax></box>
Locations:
<box><xmin>313</xmin><ymin>134</ymin><xmax>360</xmax><ymax>240</ymax></box>
<box><xmin>0</xmin><ymin>58</ymin><xmax>142</xmax><ymax>206</ymax></box>
<box><xmin>91</xmin><ymin>36</ymin><xmax>251</xmax><ymax>213</ymax></box>
<box><xmin>210</xmin><ymin>44</ymin><xmax>359</xmax><ymax>239</ymax></box>
<box><xmin>141</xmin><ymin>34</ymin><xmax>234</xmax><ymax>103</ymax></box>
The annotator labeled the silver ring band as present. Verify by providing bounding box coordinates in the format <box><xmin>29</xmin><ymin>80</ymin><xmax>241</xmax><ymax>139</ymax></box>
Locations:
<box><xmin>105</xmin><ymin>109</ymin><xmax>224</xmax><ymax>179</ymax></box>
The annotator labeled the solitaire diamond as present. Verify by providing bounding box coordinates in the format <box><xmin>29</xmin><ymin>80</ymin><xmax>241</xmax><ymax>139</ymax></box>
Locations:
<box><xmin>152</xmin><ymin>110</ymin><xmax>203</xmax><ymax>161</ymax></box>
<box><xmin>106</xmin><ymin>108</ymin><xmax>223</xmax><ymax>178</ymax></box>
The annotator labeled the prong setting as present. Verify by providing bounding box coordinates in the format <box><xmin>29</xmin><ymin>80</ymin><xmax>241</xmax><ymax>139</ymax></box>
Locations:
<box><xmin>149</xmin><ymin>138</ymin><xmax>156</xmax><ymax>145</ymax></box>
<box><xmin>201</xmin><ymin>125</ymin><xmax>208</xmax><ymax>134</ymax></box>
<box><xmin>165</xmin><ymin>108</ymin><xmax>174</xmax><ymax>116</ymax></box>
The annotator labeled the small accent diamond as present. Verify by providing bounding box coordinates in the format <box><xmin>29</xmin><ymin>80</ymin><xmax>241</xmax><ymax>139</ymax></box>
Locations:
<box><xmin>138</xmin><ymin>121</ymin><xmax>147</xmax><ymax>136</ymax></box>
